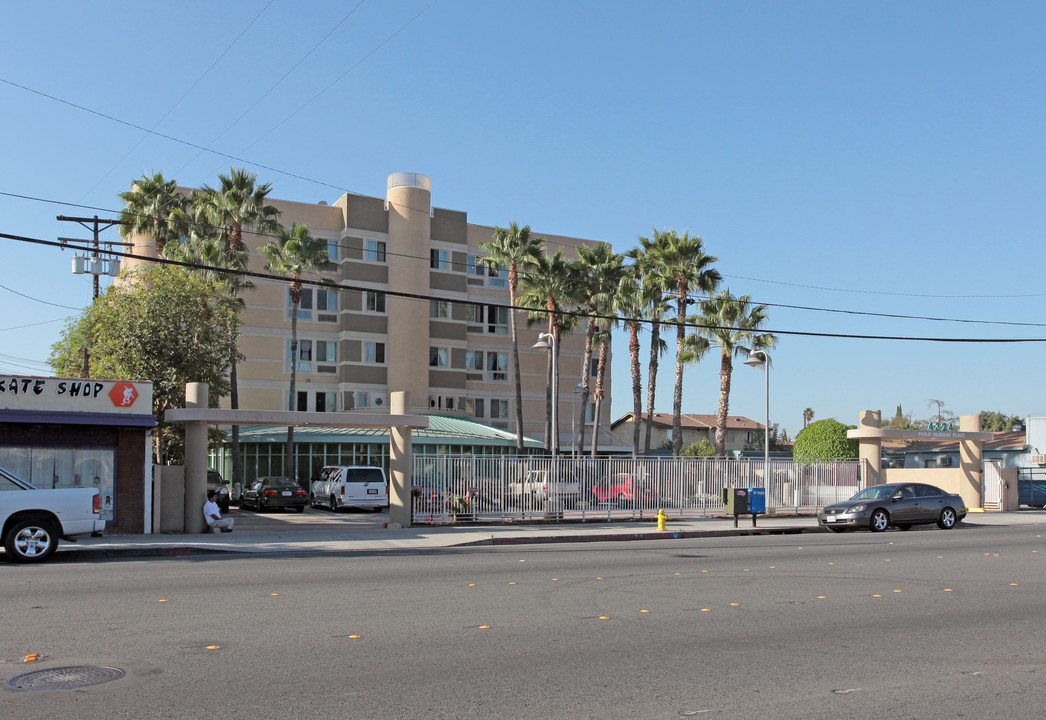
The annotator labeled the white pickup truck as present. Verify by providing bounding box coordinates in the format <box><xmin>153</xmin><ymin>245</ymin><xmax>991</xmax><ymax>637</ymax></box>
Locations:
<box><xmin>1</xmin><ymin>465</ymin><xmax>106</xmax><ymax>563</ymax></box>
<box><xmin>505</xmin><ymin>470</ymin><xmax>582</xmax><ymax>508</ymax></box>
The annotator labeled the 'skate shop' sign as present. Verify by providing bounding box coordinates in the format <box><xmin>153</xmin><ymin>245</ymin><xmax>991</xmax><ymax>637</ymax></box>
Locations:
<box><xmin>0</xmin><ymin>375</ymin><xmax>153</xmax><ymax>415</ymax></box>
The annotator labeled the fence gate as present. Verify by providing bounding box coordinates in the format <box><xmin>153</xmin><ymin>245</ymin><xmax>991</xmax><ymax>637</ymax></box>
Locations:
<box><xmin>982</xmin><ymin>460</ymin><xmax>1003</xmax><ymax>510</ymax></box>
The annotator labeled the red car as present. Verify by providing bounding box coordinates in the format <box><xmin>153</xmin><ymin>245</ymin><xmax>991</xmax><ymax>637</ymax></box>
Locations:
<box><xmin>591</xmin><ymin>474</ymin><xmax>658</xmax><ymax>504</ymax></box>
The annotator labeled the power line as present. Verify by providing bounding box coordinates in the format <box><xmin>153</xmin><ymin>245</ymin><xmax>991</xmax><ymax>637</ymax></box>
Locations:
<box><xmin>5</xmin><ymin>229</ymin><xmax>1046</xmax><ymax>345</ymax></box>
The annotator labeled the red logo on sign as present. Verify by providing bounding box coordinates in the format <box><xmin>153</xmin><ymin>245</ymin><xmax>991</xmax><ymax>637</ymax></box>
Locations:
<box><xmin>109</xmin><ymin>382</ymin><xmax>139</xmax><ymax>408</ymax></box>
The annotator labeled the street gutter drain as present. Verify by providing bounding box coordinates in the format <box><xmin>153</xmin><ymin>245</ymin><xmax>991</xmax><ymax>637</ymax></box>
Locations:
<box><xmin>7</xmin><ymin>666</ymin><xmax>126</xmax><ymax>691</ymax></box>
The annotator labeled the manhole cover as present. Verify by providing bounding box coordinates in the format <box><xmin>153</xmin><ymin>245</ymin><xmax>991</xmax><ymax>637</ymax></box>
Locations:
<box><xmin>7</xmin><ymin>665</ymin><xmax>126</xmax><ymax>690</ymax></box>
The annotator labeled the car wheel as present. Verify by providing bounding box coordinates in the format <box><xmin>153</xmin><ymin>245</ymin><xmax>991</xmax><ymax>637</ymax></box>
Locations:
<box><xmin>937</xmin><ymin>507</ymin><xmax>958</xmax><ymax>529</ymax></box>
<box><xmin>296</xmin><ymin>505</ymin><xmax>305</xmax><ymax>513</ymax></box>
<box><xmin>825</xmin><ymin>526</ymin><xmax>845</xmax><ymax>533</ymax></box>
<box><xmin>330</xmin><ymin>495</ymin><xmax>339</xmax><ymax>512</ymax></box>
<box><xmin>372</xmin><ymin>506</ymin><xmax>382</xmax><ymax>513</ymax></box>
<box><xmin>870</xmin><ymin>509</ymin><xmax>890</xmax><ymax>532</ymax></box>
<box><xmin>5</xmin><ymin>518</ymin><xmax>59</xmax><ymax>563</ymax></box>
<box><xmin>896</xmin><ymin>524</ymin><xmax>912</xmax><ymax>531</ymax></box>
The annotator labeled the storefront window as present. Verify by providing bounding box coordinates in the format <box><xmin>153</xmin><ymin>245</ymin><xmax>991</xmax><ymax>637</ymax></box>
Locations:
<box><xmin>0</xmin><ymin>445</ymin><xmax>116</xmax><ymax>521</ymax></box>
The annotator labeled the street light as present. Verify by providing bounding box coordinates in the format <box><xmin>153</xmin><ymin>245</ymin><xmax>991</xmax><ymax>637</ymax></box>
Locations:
<box><xmin>571</xmin><ymin>383</ymin><xmax>585</xmax><ymax>459</ymax></box>
<box><xmin>532</xmin><ymin>332</ymin><xmax>558</xmax><ymax>456</ymax></box>
<box><xmin>744</xmin><ymin>349</ymin><xmax>770</xmax><ymax>471</ymax></box>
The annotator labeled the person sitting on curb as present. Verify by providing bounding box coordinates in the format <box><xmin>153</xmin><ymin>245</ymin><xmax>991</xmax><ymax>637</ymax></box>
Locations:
<box><xmin>203</xmin><ymin>490</ymin><xmax>234</xmax><ymax>533</ymax></box>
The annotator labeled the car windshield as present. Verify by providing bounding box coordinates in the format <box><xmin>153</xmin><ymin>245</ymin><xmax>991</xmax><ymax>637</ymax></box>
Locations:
<box><xmin>849</xmin><ymin>486</ymin><xmax>896</xmax><ymax>501</ymax></box>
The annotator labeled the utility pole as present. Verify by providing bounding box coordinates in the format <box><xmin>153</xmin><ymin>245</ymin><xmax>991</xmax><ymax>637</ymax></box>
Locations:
<box><xmin>57</xmin><ymin>215</ymin><xmax>129</xmax><ymax>376</ymax></box>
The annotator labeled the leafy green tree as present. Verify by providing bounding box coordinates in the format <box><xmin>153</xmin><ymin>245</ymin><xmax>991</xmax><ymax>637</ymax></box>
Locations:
<box><xmin>793</xmin><ymin>419</ymin><xmax>858</xmax><ymax>461</ymax></box>
<box><xmin>260</xmin><ymin>223</ymin><xmax>337</xmax><ymax>479</ymax></box>
<box><xmin>980</xmin><ymin>411</ymin><xmax>1023</xmax><ymax>432</ymax></box>
<box><xmin>682</xmin><ymin>438</ymin><xmax>716</xmax><ymax>457</ymax></box>
<box><xmin>49</xmin><ymin>265</ymin><xmax>236</xmax><ymax>462</ymax></box>
<box><xmin>478</xmin><ymin>222</ymin><xmax>544</xmax><ymax>450</ymax></box>
<box><xmin>882</xmin><ymin>404</ymin><xmax>922</xmax><ymax>430</ymax></box>
<box><xmin>690</xmin><ymin>290</ymin><xmax>776</xmax><ymax>457</ymax></box>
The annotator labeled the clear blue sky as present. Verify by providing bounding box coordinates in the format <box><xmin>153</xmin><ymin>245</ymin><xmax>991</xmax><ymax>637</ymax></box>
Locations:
<box><xmin>1</xmin><ymin>1</ymin><xmax>1043</xmax><ymax>439</ymax></box>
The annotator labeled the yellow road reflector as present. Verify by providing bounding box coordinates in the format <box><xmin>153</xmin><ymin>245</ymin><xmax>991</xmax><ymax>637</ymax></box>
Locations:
<box><xmin>894</xmin><ymin>589</ymin><xmax>902</xmax><ymax>593</ymax></box>
<box><xmin>817</xmin><ymin>596</ymin><xmax>826</xmax><ymax>599</ymax></box>
<box><xmin>641</xmin><ymin>609</ymin><xmax>650</xmax><ymax>613</ymax></box>
<box><xmin>701</xmin><ymin>608</ymin><xmax>711</xmax><ymax>612</ymax></box>
<box><xmin>468</xmin><ymin>583</ymin><xmax>476</xmax><ymax>587</ymax></box>
<box><xmin>828</xmin><ymin>562</ymin><xmax>835</xmax><ymax>566</ymax></box>
<box><xmin>23</xmin><ymin>654</ymin><xmax>39</xmax><ymax>662</ymax></box>
<box><xmin>769</xmin><ymin>566</ymin><xmax>776</xmax><ymax>569</ymax></box>
<box><xmin>743</xmin><ymin>569</ymin><xmax>750</xmax><ymax>572</ymax></box>
<box><xmin>552</xmin><ymin>579</ymin><xmax>558</xmax><ymax>581</ymax></box>
<box><xmin>159</xmin><ymin>599</ymin><xmax>168</xmax><ymax>602</ymax></box>
<box><xmin>674</xmin><ymin>572</ymin><xmax>681</xmax><ymax>575</ymax></box>
<box><xmin>873</xmin><ymin>594</ymin><xmax>882</xmax><ymax>598</ymax></box>
<box><xmin>599</xmin><ymin>616</ymin><xmax>610</xmax><ymax>620</ymax></box>
<box><xmin>944</xmin><ymin>589</ymin><xmax>953</xmax><ymax>592</ymax></box>
<box><xmin>730</xmin><ymin>603</ymin><xmax>740</xmax><ymax>607</ymax></box>
<box><xmin>271</xmin><ymin>593</ymin><xmax>279</xmax><ymax>596</ymax></box>
<box><xmin>701</xmin><ymin>570</ymin><xmax>708</xmax><ymax>573</ymax></box>
<box><xmin>478</xmin><ymin>626</ymin><xmax>490</xmax><ymax>630</ymax></box>
<box><xmin>206</xmin><ymin>645</ymin><xmax>220</xmax><ymax>650</ymax></box>
<box><xmin>509</xmin><ymin>582</ymin><xmax>517</xmax><ymax>585</ymax></box>
<box><xmin>1011</xmin><ymin>583</ymin><xmax>1019</xmax><ymax>586</ymax></box>
<box><xmin>596</xmin><ymin>577</ymin><xmax>603</xmax><ymax>580</ymax></box>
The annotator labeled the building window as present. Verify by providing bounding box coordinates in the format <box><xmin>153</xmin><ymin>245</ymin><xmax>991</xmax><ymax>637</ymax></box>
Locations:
<box><xmin>326</xmin><ymin>239</ymin><xmax>339</xmax><ymax>261</ymax></box>
<box><xmin>429</xmin><ymin>347</ymin><xmax>449</xmax><ymax>367</ymax></box>
<box><xmin>430</xmin><ymin>249</ymin><xmax>450</xmax><ymax>270</ymax></box>
<box><xmin>315</xmin><ymin>391</ymin><xmax>336</xmax><ymax>412</ymax></box>
<box><xmin>365</xmin><ymin>240</ymin><xmax>387</xmax><ymax>262</ymax></box>
<box><xmin>365</xmin><ymin>290</ymin><xmax>386</xmax><ymax>313</ymax></box>
<box><xmin>488</xmin><ymin>264</ymin><xmax>508</xmax><ymax>288</ymax></box>
<box><xmin>430</xmin><ymin>300</ymin><xmax>450</xmax><ymax>318</ymax></box>
<box><xmin>465</xmin><ymin>351</ymin><xmax>484</xmax><ymax>371</ymax></box>
<box><xmin>466</xmin><ymin>303</ymin><xmax>482</xmax><ymax>323</ymax></box>
<box><xmin>365</xmin><ymin>341</ymin><xmax>386</xmax><ymax>364</ymax></box>
<box><xmin>355</xmin><ymin>392</ymin><xmax>368</xmax><ymax>408</ymax></box>
<box><xmin>291</xmin><ymin>289</ymin><xmax>338</xmax><ymax>320</ymax></box>
<box><xmin>289</xmin><ymin>391</ymin><xmax>307</xmax><ymax>411</ymax></box>
<box><xmin>490</xmin><ymin>399</ymin><xmax>509</xmax><ymax>419</ymax></box>
<box><xmin>486</xmin><ymin>351</ymin><xmax>508</xmax><ymax>381</ymax></box>
<box><xmin>288</xmin><ymin>339</ymin><xmax>313</xmax><ymax>372</ymax></box>
<box><xmin>316</xmin><ymin>340</ymin><xmax>336</xmax><ymax>363</ymax></box>
<box><xmin>467</xmin><ymin>255</ymin><xmax>485</xmax><ymax>278</ymax></box>
<box><xmin>486</xmin><ymin>305</ymin><xmax>508</xmax><ymax>334</ymax></box>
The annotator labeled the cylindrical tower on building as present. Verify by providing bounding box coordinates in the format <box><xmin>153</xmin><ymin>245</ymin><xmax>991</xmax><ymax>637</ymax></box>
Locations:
<box><xmin>386</xmin><ymin>173</ymin><xmax>432</xmax><ymax>412</ymax></box>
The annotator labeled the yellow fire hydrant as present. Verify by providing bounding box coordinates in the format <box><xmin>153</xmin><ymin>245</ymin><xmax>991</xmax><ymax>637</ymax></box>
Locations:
<box><xmin>657</xmin><ymin>508</ymin><xmax>667</xmax><ymax>532</ymax></box>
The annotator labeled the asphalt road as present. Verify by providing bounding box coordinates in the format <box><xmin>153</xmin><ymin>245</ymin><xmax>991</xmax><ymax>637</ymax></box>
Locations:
<box><xmin>2</xmin><ymin>524</ymin><xmax>1045</xmax><ymax>719</ymax></box>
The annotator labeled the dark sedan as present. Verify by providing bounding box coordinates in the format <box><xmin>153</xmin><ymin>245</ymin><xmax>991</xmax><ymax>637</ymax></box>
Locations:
<box><xmin>818</xmin><ymin>482</ymin><xmax>966</xmax><ymax>533</ymax></box>
<box><xmin>240</xmin><ymin>477</ymin><xmax>308</xmax><ymax>513</ymax></box>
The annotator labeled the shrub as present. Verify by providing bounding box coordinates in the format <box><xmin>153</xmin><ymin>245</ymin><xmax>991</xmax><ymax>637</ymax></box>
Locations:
<box><xmin>793</xmin><ymin>419</ymin><xmax>858</xmax><ymax>461</ymax></box>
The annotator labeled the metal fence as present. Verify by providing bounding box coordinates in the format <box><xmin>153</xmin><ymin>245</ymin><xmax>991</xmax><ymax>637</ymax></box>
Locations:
<box><xmin>410</xmin><ymin>455</ymin><xmax>863</xmax><ymax>524</ymax></box>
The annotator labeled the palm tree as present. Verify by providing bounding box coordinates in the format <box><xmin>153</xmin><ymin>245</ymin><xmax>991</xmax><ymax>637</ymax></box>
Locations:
<box><xmin>626</xmin><ymin>237</ymin><xmax>671</xmax><ymax>454</ymax></box>
<box><xmin>477</xmin><ymin>222</ymin><xmax>544</xmax><ymax>450</ymax></box>
<box><xmin>643</xmin><ymin>230</ymin><xmax>721</xmax><ymax>457</ymax></box>
<box><xmin>519</xmin><ymin>250</ymin><xmax>579</xmax><ymax>452</ymax></box>
<box><xmin>588</xmin><ymin>325</ymin><xmax>613</xmax><ymax>457</ymax></box>
<box><xmin>119</xmin><ymin>172</ymin><xmax>186</xmax><ymax>257</ymax></box>
<box><xmin>693</xmin><ymin>290</ymin><xmax>776</xmax><ymax>457</ymax></box>
<box><xmin>614</xmin><ymin>268</ymin><xmax>646</xmax><ymax>458</ymax></box>
<box><xmin>803</xmin><ymin>407</ymin><xmax>814</xmax><ymax>429</ymax></box>
<box><xmin>193</xmin><ymin>168</ymin><xmax>281</xmax><ymax>490</ymax></box>
<box><xmin>571</xmin><ymin>243</ymin><xmax>624</xmax><ymax>456</ymax></box>
<box><xmin>259</xmin><ymin>223</ymin><xmax>337</xmax><ymax>480</ymax></box>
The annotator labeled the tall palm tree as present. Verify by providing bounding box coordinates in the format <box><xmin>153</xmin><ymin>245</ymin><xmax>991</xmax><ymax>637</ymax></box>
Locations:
<box><xmin>614</xmin><ymin>268</ymin><xmax>647</xmax><ymax>458</ymax></box>
<box><xmin>259</xmin><ymin>223</ymin><xmax>337</xmax><ymax>480</ymax></box>
<box><xmin>519</xmin><ymin>250</ymin><xmax>579</xmax><ymax>452</ymax></box>
<box><xmin>692</xmin><ymin>290</ymin><xmax>777</xmax><ymax>457</ymax></box>
<box><xmin>119</xmin><ymin>172</ymin><xmax>186</xmax><ymax>257</ymax></box>
<box><xmin>193</xmin><ymin>168</ymin><xmax>281</xmax><ymax>490</ymax></box>
<box><xmin>477</xmin><ymin>222</ymin><xmax>544</xmax><ymax>451</ymax></box>
<box><xmin>629</xmin><ymin>241</ymin><xmax>672</xmax><ymax>454</ymax></box>
<box><xmin>803</xmin><ymin>407</ymin><xmax>814</xmax><ymax>429</ymax></box>
<box><xmin>588</xmin><ymin>325</ymin><xmax>613</xmax><ymax>457</ymax></box>
<box><xmin>571</xmin><ymin>243</ymin><xmax>624</xmax><ymax>456</ymax></box>
<box><xmin>643</xmin><ymin>230</ymin><xmax>721</xmax><ymax>457</ymax></box>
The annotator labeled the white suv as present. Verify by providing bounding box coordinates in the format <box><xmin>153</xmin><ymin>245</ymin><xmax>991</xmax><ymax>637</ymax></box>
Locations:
<box><xmin>311</xmin><ymin>466</ymin><xmax>388</xmax><ymax>512</ymax></box>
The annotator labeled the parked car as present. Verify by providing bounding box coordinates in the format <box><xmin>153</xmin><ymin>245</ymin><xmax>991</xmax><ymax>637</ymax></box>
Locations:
<box><xmin>591</xmin><ymin>473</ymin><xmax>659</xmax><ymax>505</ymax></box>
<box><xmin>817</xmin><ymin>482</ymin><xmax>966</xmax><ymax>533</ymax></box>
<box><xmin>240</xmin><ymin>477</ymin><xmax>308</xmax><ymax>513</ymax></box>
<box><xmin>207</xmin><ymin>469</ymin><xmax>230</xmax><ymax>513</ymax></box>
<box><xmin>311</xmin><ymin>465</ymin><xmax>388</xmax><ymax>512</ymax></box>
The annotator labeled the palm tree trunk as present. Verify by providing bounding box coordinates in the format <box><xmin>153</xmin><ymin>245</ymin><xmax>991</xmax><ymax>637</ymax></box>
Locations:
<box><xmin>544</xmin><ymin>317</ymin><xmax>553</xmax><ymax>452</ymax></box>
<box><xmin>714</xmin><ymin>351</ymin><xmax>733</xmax><ymax>457</ymax></box>
<box><xmin>285</xmin><ymin>300</ymin><xmax>298</xmax><ymax>480</ymax></box>
<box><xmin>230</xmin><ymin>357</ymin><xmax>242</xmax><ymax>493</ymax></box>
<box><xmin>578</xmin><ymin>318</ymin><xmax>596</xmax><ymax>456</ymax></box>
<box><xmin>672</xmin><ymin>285</ymin><xmax>687</xmax><ymax>457</ymax></box>
<box><xmin>644</xmin><ymin>320</ymin><xmax>661</xmax><ymax>453</ymax></box>
<box><xmin>590</xmin><ymin>338</ymin><xmax>609</xmax><ymax>457</ymax></box>
<box><xmin>629</xmin><ymin>323</ymin><xmax>642</xmax><ymax>459</ymax></box>
<box><xmin>509</xmin><ymin>286</ymin><xmax>524</xmax><ymax>451</ymax></box>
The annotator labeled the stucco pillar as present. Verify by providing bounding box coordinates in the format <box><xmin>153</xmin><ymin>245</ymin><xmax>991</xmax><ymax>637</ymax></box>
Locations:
<box><xmin>959</xmin><ymin>413</ymin><xmax>983</xmax><ymax>508</ymax></box>
<box><xmin>388</xmin><ymin>391</ymin><xmax>413</xmax><ymax>528</ymax></box>
<box><xmin>858</xmin><ymin>410</ymin><xmax>882</xmax><ymax>488</ymax></box>
<box><xmin>183</xmin><ymin>383</ymin><xmax>209</xmax><ymax>534</ymax></box>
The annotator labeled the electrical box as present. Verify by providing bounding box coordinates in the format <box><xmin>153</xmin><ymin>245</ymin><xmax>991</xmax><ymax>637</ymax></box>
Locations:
<box><xmin>747</xmin><ymin>487</ymin><xmax>766</xmax><ymax>514</ymax></box>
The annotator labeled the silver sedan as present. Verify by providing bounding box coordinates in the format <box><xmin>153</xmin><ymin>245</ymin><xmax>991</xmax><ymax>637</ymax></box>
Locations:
<box><xmin>818</xmin><ymin>482</ymin><xmax>967</xmax><ymax>533</ymax></box>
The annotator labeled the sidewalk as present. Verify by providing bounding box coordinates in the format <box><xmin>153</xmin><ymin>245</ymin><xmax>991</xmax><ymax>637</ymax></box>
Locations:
<box><xmin>54</xmin><ymin>509</ymin><xmax>1046</xmax><ymax>561</ymax></box>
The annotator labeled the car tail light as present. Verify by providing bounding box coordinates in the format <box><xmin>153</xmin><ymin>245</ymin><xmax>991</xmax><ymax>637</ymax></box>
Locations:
<box><xmin>295</xmin><ymin>489</ymin><xmax>306</xmax><ymax>496</ymax></box>
<box><xmin>340</xmin><ymin>486</ymin><xmax>345</xmax><ymax>495</ymax></box>
<box><xmin>92</xmin><ymin>493</ymin><xmax>101</xmax><ymax>514</ymax></box>
<box><xmin>264</xmin><ymin>490</ymin><xmax>279</xmax><ymax>496</ymax></box>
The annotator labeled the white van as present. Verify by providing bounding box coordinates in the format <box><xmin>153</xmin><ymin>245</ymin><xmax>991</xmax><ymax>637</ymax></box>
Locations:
<box><xmin>311</xmin><ymin>466</ymin><xmax>388</xmax><ymax>512</ymax></box>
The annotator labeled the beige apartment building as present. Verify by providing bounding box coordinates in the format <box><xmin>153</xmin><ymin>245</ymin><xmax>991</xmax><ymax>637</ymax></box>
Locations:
<box><xmin>128</xmin><ymin>172</ymin><xmax>612</xmax><ymax>452</ymax></box>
